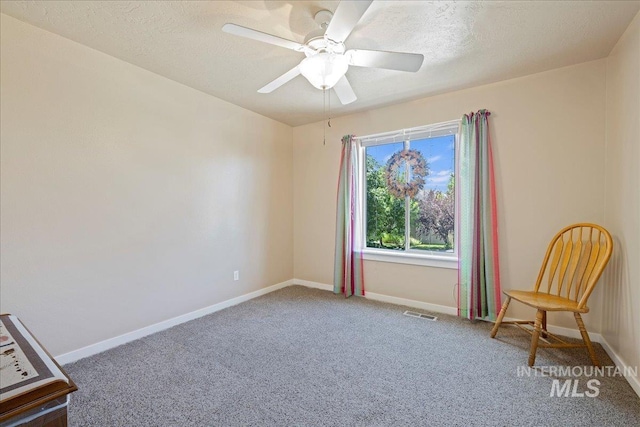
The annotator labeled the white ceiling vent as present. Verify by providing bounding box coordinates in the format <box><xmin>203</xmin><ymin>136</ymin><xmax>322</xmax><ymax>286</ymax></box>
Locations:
<box><xmin>403</xmin><ymin>311</ymin><xmax>437</xmax><ymax>321</ymax></box>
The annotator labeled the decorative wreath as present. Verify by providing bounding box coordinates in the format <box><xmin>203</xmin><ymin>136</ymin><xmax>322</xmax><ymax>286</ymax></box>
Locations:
<box><xmin>385</xmin><ymin>149</ymin><xmax>428</xmax><ymax>198</ymax></box>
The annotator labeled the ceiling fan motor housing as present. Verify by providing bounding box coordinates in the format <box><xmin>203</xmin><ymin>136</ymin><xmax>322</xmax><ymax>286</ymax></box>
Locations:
<box><xmin>304</xmin><ymin>10</ymin><xmax>344</xmax><ymax>57</ymax></box>
<box><xmin>304</xmin><ymin>36</ymin><xmax>346</xmax><ymax>57</ymax></box>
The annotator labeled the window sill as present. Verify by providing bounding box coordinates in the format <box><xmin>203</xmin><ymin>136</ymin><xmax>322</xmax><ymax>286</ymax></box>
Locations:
<box><xmin>362</xmin><ymin>249</ymin><xmax>458</xmax><ymax>270</ymax></box>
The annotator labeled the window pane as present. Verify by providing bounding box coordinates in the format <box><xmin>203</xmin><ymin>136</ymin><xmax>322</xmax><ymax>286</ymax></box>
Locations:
<box><xmin>409</xmin><ymin>136</ymin><xmax>455</xmax><ymax>252</ymax></box>
<box><xmin>365</xmin><ymin>143</ymin><xmax>406</xmax><ymax>250</ymax></box>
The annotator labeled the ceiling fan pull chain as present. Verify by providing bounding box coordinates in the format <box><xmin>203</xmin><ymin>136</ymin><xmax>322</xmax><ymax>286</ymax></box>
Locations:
<box><xmin>323</xmin><ymin>88</ymin><xmax>326</xmax><ymax>145</ymax></box>
<box><xmin>328</xmin><ymin>89</ymin><xmax>332</xmax><ymax>129</ymax></box>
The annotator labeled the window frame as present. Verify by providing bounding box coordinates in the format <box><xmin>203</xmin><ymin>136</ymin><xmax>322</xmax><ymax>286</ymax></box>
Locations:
<box><xmin>358</xmin><ymin>120</ymin><xmax>461</xmax><ymax>270</ymax></box>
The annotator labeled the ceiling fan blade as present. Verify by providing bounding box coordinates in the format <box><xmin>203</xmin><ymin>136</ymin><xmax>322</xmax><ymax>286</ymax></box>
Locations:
<box><xmin>222</xmin><ymin>23</ymin><xmax>306</xmax><ymax>52</ymax></box>
<box><xmin>333</xmin><ymin>75</ymin><xmax>357</xmax><ymax>105</ymax></box>
<box><xmin>324</xmin><ymin>0</ymin><xmax>373</xmax><ymax>43</ymax></box>
<box><xmin>258</xmin><ymin>66</ymin><xmax>301</xmax><ymax>93</ymax></box>
<box><xmin>347</xmin><ymin>49</ymin><xmax>424</xmax><ymax>72</ymax></box>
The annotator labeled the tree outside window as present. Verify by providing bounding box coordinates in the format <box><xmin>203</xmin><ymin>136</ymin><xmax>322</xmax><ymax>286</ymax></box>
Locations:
<box><xmin>364</xmin><ymin>134</ymin><xmax>456</xmax><ymax>254</ymax></box>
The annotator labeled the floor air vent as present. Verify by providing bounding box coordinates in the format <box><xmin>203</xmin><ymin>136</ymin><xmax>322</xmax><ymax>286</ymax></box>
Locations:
<box><xmin>403</xmin><ymin>310</ymin><xmax>437</xmax><ymax>321</ymax></box>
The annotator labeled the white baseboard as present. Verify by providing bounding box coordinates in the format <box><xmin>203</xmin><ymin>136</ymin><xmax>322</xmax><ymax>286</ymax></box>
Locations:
<box><xmin>598</xmin><ymin>335</ymin><xmax>640</xmax><ymax>397</ymax></box>
<box><xmin>547</xmin><ymin>323</ymin><xmax>602</xmax><ymax>342</ymax></box>
<box><xmin>364</xmin><ymin>291</ymin><xmax>458</xmax><ymax>316</ymax></box>
<box><xmin>292</xmin><ymin>279</ymin><xmax>457</xmax><ymax>316</ymax></box>
<box><xmin>55</xmin><ymin>279</ymin><xmax>293</xmax><ymax>365</ymax></box>
<box><xmin>293</xmin><ymin>278</ymin><xmax>333</xmax><ymax>291</ymax></box>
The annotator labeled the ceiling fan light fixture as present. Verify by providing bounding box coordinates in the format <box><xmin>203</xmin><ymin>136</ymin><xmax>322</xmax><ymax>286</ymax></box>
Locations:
<box><xmin>299</xmin><ymin>53</ymin><xmax>349</xmax><ymax>90</ymax></box>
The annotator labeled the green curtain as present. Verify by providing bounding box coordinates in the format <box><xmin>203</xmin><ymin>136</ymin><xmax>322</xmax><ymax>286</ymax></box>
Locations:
<box><xmin>334</xmin><ymin>135</ymin><xmax>364</xmax><ymax>297</ymax></box>
<box><xmin>458</xmin><ymin>110</ymin><xmax>501</xmax><ymax>320</ymax></box>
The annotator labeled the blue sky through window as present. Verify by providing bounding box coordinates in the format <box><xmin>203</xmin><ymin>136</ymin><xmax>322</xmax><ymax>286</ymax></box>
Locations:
<box><xmin>366</xmin><ymin>135</ymin><xmax>455</xmax><ymax>192</ymax></box>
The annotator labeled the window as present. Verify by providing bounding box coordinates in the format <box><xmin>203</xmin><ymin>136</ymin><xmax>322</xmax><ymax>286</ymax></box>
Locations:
<box><xmin>359</xmin><ymin>120</ymin><xmax>459</xmax><ymax>268</ymax></box>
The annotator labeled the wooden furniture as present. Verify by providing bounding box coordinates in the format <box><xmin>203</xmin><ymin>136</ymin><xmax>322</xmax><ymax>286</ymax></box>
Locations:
<box><xmin>0</xmin><ymin>314</ymin><xmax>77</xmax><ymax>427</ymax></box>
<box><xmin>490</xmin><ymin>223</ymin><xmax>613</xmax><ymax>366</ymax></box>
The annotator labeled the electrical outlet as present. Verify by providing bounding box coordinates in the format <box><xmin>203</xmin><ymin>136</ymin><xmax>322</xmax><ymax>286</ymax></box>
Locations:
<box><xmin>233</xmin><ymin>271</ymin><xmax>239</xmax><ymax>281</ymax></box>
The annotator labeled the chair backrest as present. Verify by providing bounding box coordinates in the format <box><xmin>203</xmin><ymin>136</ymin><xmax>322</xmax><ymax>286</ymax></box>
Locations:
<box><xmin>533</xmin><ymin>223</ymin><xmax>613</xmax><ymax>309</ymax></box>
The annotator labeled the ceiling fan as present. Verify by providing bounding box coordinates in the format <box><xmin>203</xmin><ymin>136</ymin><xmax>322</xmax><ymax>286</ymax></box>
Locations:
<box><xmin>222</xmin><ymin>0</ymin><xmax>424</xmax><ymax>105</ymax></box>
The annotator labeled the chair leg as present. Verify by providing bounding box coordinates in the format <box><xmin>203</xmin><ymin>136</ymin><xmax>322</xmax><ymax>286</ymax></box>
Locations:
<box><xmin>574</xmin><ymin>313</ymin><xmax>600</xmax><ymax>367</ymax></box>
<box><xmin>490</xmin><ymin>297</ymin><xmax>511</xmax><ymax>338</ymax></box>
<box><xmin>528</xmin><ymin>309</ymin><xmax>545</xmax><ymax>366</ymax></box>
<box><xmin>541</xmin><ymin>311</ymin><xmax>547</xmax><ymax>338</ymax></box>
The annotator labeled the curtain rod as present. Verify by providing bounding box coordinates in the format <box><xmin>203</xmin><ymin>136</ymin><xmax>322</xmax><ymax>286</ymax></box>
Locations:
<box><xmin>353</xmin><ymin>119</ymin><xmax>461</xmax><ymax>142</ymax></box>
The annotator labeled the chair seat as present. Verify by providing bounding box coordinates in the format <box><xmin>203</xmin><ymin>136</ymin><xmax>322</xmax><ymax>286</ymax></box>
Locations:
<box><xmin>504</xmin><ymin>290</ymin><xmax>589</xmax><ymax>313</ymax></box>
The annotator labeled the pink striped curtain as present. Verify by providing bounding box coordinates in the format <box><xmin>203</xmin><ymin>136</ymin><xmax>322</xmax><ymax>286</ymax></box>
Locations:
<box><xmin>458</xmin><ymin>110</ymin><xmax>501</xmax><ymax>320</ymax></box>
<box><xmin>334</xmin><ymin>135</ymin><xmax>364</xmax><ymax>297</ymax></box>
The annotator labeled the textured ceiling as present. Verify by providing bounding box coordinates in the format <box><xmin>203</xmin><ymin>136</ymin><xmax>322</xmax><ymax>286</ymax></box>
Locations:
<box><xmin>1</xmin><ymin>1</ymin><xmax>639</xmax><ymax>126</ymax></box>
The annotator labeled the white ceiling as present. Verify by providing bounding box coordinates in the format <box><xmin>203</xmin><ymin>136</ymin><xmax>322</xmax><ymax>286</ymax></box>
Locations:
<box><xmin>2</xmin><ymin>1</ymin><xmax>638</xmax><ymax>126</ymax></box>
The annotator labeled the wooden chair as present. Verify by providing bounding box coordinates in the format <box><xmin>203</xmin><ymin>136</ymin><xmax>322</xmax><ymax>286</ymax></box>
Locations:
<box><xmin>490</xmin><ymin>223</ymin><xmax>613</xmax><ymax>366</ymax></box>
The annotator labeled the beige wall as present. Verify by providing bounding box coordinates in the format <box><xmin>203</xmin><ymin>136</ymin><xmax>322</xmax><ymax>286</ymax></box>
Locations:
<box><xmin>2</xmin><ymin>9</ymin><xmax>636</xmax><ymax>368</ymax></box>
<box><xmin>293</xmin><ymin>59</ymin><xmax>608</xmax><ymax>331</ymax></box>
<box><xmin>603</xmin><ymin>12</ymin><xmax>640</xmax><ymax>383</ymax></box>
<box><xmin>0</xmin><ymin>14</ymin><xmax>293</xmax><ymax>356</ymax></box>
